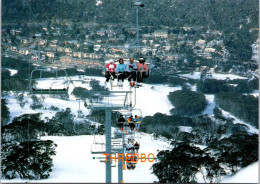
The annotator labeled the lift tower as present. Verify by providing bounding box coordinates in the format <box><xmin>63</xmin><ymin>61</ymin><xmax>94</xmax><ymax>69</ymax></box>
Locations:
<box><xmin>87</xmin><ymin>90</ymin><xmax>133</xmax><ymax>183</ymax></box>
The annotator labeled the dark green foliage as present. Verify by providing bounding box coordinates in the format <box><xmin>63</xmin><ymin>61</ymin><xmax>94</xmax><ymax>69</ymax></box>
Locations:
<box><xmin>48</xmin><ymin>108</ymin><xmax>75</xmax><ymax>135</ymax></box>
<box><xmin>152</xmin><ymin>143</ymin><xmax>225</xmax><ymax>183</ymax></box>
<box><xmin>71</xmin><ymin>87</ymin><xmax>89</xmax><ymax>100</ymax></box>
<box><xmin>1</xmin><ymin>99</ymin><xmax>10</xmax><ymax>126</ymax></box>
<box><xmin>197</xmin><ymin>79</ymin><xmax>258</xmax><ymax>94</ymax></box>
<box><xmin>90</xmin><ymin>110</ymin><xmax>117</xmax><ymax>126</ymax></box>
<box><xmin>1</xmin><ymin>69</ymin><xmax>29</xmax><ymax>92</ymax></box>
<box><xmin>84</xmin><ymin>68</ymin><xmax>103</xmax><ymax>76</ymax></box>
<box><xmin>30</xmin><ymin>95</ymin><xmax>43</xmax><ymax>110</ymax></box>
<box><xmin>1</xmin><ymin>140</ymin><xmax>57</xmax><ymax>179</ymax></box>
<box><xmin>215</xmin><ymin>92</ymin><xmax>258</xmax><ymax>128</ymax></box>
<box><xmin>197</xmin><ymin>79</ymin><xmax>230</xmax><ymax>94</ymax></box>
<box><xmin>90</xmin><ymin>79</ymin><xmax>108</xmax><ymax>92</ymax></box>
<box><xmin>168</xmin><ymin>90</ymin><xmax>207</xmax><ymax>116</ymax></box>
<box><xmin>145</xmin><ymin>73</ymin><xmax>168</xmax><ymax>84</ymax></box>
<box><xmin>49</xmin><ymin>105</ymin><xmax>60</xmax><ymax>111</ymax></box>
<box><xmin>213</xmin><ymin>107</ymin><xmax>223</xmax><ymax>119</ymax></box>
<box><xmin>1</xmin><ymin>113</ymin><xmax>46</xmax><ymax>143</ymax></box>
<box><xmin>17</xmin><ymin>93</ymin><xmax>28</xmax><ymax>108</ymax></box>
<box><xmin>141</xmin><ymin>113</ymin><xmax>193</xmax><ymax>139</ymax></box>
<box><xmin>207</xmin><ymin>133</ymin><xmax>258</xmax><ymax>172</ymax></box>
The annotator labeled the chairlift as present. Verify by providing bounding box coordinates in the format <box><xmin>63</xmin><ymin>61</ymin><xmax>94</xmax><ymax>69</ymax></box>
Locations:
<box><xmin>91</xmin><ymin>142</ymin><xmax>106</xmax><ymax>154</ymax></box>
<box><xmin>29</xmin><ymin>67</ymin><xmax>69</xmax><ymax>95</ymax></box>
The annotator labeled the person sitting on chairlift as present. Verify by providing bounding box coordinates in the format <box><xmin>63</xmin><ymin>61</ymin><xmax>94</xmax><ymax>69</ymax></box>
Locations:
<box><xmin>115</xmin><ymin>58</ymin><xmax>126</xmax><ymax>83</ymax></box>
<box><xmin>126</xmin><ymin>58</ymin><xmax>138</xmax><ymax>87</ymax></box>
<box><xmin>134</xmin><ymin>115</ymin><xmax>141</xmax><ymax>131</ymax></box>
<box><xmin>134</xmin><ymin>142</ymin><xmax>140</xmax><ymax>153</ymax></box>
<box><xmin>128</xmin><ymin>115</ymin><xmax>135</xmax><ymax>132</ymax></box>
<box><xmin>105</xmin><ymin>59</ymin><xmax>116</xmax><ymax>83</ymax></box>
<box><xmin>117</xmin><ymin>114</ymin><xmax>125</xmax><ymax>130</ymax></box>
<box><xmin>137</xmin><ymin>57</ymin><xmax>148</xmax><ymax>84</ymax></box>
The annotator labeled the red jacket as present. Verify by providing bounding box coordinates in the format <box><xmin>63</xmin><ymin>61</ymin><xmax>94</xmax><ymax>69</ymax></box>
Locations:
<box><xmin>137</xmin><ymin>63</ymin><xmax>148</xmax><ymax>71</ymax></box>
<box><xmin>106</xmin><ymin>63</ymin><xmax>116</xmax><ymax>72</ymax></box>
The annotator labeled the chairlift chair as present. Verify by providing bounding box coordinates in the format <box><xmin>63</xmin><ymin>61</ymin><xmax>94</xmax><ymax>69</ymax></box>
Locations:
<box><xmin>91</xmin><ymin>142</ymin><xmax>106</xmax><ymax>154</ymax></box>
<box><xmin>29</xmin><ymin>68</ymin><xmax>69</xmax><ymax>95</ymax></box>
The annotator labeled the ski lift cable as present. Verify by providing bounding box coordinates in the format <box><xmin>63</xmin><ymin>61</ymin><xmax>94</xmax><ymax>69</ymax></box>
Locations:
<box><xmin>56</xmin><ymin>59</ymin><xmax>76</xmax><ymax>88</ymax></box>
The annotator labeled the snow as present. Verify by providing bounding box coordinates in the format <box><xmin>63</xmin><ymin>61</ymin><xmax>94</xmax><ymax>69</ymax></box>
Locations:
<box><xmin>202</xmin><ymin>95</ymin><xmax>215</xmax><ymax>115</ymax></box>
<box><xmin>179</xmin><ymin>72</ymin><xmax>201</xmax><ymax>79</ymax></box>
<box><xmin>134</xmin><ymin>84</ymin><xmax>181</xmax><ymax>116</ymax></box>
<box><xmin>211</xmin><ymin>73</ymin><xmax>246</xmax><ymax>80</ymax></box>
<box><xmin>178</xmin><ymin>126</ymin><xmax>192</xmax><ymax>133</ymax></box>
<box><xmin>5</xmin><ymin>68</ymin><xmax>18</xmax><ymax>76</ymax></box>
<box><xmin>96</xmin><ymin>0</ymin><xmax>103</xmax><ymax>6</ymax></box>
<box><xmin>2</xmin><ymin>75</ymin><xmax>258</xmax><ymax>183</ymax></box>
<box><xmin>180</xmin><ymin>71</ymin><xmax>247</xmax><ymax>80</ymax></box>
<box><xmin>5</xmin><ymin>76</ymin><xmax>181</xmax><ymax>124</ymax></box>
<box><xmin>221</xmin><ymin>162</ymin><xmax>259</xmax><ymax>183</ymax></box>
<box><xmin>1</xmin><ymin>132</ymin><xmax>172</xmax><ymax>183</ymax></box>
<box><xmin>250</xmin><ymin>90</ymin><xmax>259</xmax><ymax>97</ymax></box>
<box><xmin>251</xmin><ymin>39</ymin><xmax>259</xmax><ymax>62</ymax></box>
<box><xmin>221</xmin><ymin>109</ymin><xmax>258</xmax><ymax>134</ymax></box>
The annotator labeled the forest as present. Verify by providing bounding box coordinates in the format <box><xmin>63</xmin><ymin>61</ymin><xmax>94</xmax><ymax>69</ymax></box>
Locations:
<box><xmin>168</xmin><ymin>89</ymin><xmax>207</xmax><ymax>116</ymax></box>
<box><xmin>215</xmin><ymin>92</ymin><xmax>258</xmax><ymax>128</ymax></box>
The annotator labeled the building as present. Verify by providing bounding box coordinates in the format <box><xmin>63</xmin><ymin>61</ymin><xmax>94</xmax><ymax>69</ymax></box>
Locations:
<box><xmin>154</xmin><ymin>30</ymin><xmax>168</xmax><ymax>38</ymax></box>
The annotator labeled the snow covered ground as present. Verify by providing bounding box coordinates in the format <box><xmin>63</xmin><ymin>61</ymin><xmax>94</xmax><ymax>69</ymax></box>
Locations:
<box><xmin>202</xmin><ymin>95</ymin><xmax>215</xmax><ymax>115</ymax></box>
<box><xmin>251</xmin><ymin>90</ymin><xmax>259</xmax><ymax>97</ymax></box>
<box><xmin>221</xmin><ymin>109</ymin><xmax>258</xmax><ymax>134</ymax></box>
<box><xmin>5</xmin><ymin>76</ymin><xmax>181</xmax><ymax>124</ymax></box>
<box><xmin>2</xmin><ymin>75</ymin><xmax>258</xmax><ymax>183</ymax></box>
<box><xmin>180</xmin><ymin>71</ymin><xmax>247</xmax><ymax>80</ymax></box>
<box><xmin>221</xmin><ymin>162</ymin><xmax>259</xmax><ymax>183</ymax></box>
<box><xmin>1</xmin><ymin>132</ymin><xmax>172</xmax><ymax>183</ymax></box>
<box><xmin>5</xmin><ymin>68</ymin><xmax>18</xmax><ymax>76</ymax></box>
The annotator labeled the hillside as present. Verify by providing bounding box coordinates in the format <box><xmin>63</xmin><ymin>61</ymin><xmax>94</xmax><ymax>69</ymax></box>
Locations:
<box><xmin>2</xmin><ymin>0</ymin><xmax>258</xmax><ymax>61</ymax></box>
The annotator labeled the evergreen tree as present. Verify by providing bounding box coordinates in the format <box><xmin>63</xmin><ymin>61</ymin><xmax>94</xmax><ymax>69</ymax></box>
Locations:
<box><xmin>1</xmin><ymin>140</ymin><xmax>57</xmax><ymax>179</ymax></box>
<box><xmin>1</xmin><ymin>99</ymin><xmax>10</xmax><ymax>126</ymax></box>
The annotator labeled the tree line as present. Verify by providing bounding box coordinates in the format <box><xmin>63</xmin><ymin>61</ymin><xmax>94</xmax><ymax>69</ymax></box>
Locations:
<box><xmin>168</xmin><ymin>89</ymin><xmax>207</xmax><ymax>116</ymax></box>
<box><xmin>197</xmin><ymin>79</ymin><xmax>259</xmax><ymax>94</ymax></box>
<box><xmin>215</xmin><ymin>92</ymin><xmax>258</xmax><ymax>128</ymax></box>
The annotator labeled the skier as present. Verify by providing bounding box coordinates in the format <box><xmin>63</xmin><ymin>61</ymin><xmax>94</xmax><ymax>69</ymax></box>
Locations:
<box><xmin>134</xmin><ymin>142</ymin><xmax>140</xmax><ymax>153</ymax></box>
<box><xmin>128</xmin><ymin>115</ymin><xmax>135</xmax><ymax>132</ymax></box>
<box><xmin>115</xmin><ymin>58</ymin><xmax>126</xmax><ymax>84</ymax></box>
<box><xmin>126</xmin><ymin>58</ymin><xmax>138</xmax><ymax>87</ymax></box>
<box><xmin>137</xmin><ymin>57</ymin><xmax>148</xmax><ymax>85</ymax></box>
<box><xmin>134</xmin><ymin>115</ymin><xmax>141</xmax><ymax>131</ymax></box>
<box><xmin>117</xmin><ymin>114</ymin><xmax>125</xmax><ymax>130</ymax></box>
<box><xmin>105</xmin><ymin>59</ymin><xmax>116</xmax><ymax>83</ymax></box>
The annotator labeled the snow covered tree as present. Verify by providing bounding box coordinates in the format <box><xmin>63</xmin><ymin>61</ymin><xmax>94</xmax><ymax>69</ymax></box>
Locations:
<box><xmin>208</xmin><ymin>133</ymin><xmax>258</xmax><ymax>173</ymax></box>
<box><xmin>1</xmin><ymin>140</ymin><xmax>57</xmax><ymax>179</ymax></box>
<box><xmin>17</xmin><ymin>93</ymin><xmax>28</xmax><ymax>108</ymax></box>
<box><xmin>1</xmin><ymin>99</ymin><xmax>10</xmax><ymax>126</ymax></box>
<box><xmin>1</xmin><ymin>113</ymin><xmax>45</xmax><ymax>143</ymax></box>
<box><xmin>152</xmin><ymin>143</ymin><xmax>225</xmax><ymax>183</ymax></box>
<box><xmin>48</xmin><ymin>108</ymin><xmax>75</xmax><ymax>135</ymax></box>
<box><xmin>30</xmin><ymin>95</ymin><xmax>43</xmax><ymax>110</ymax></box>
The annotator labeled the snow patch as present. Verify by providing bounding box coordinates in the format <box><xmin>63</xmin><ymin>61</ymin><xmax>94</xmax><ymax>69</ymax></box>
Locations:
<box><xmin>221</xmin><ymin>162</ymin><xmax>258</xmax><ymax>183</ymax></box>
<box><xmin>202</xmin><ymin>95</ymin><xmax>215</xmax><ymax>115</ymax></box>
<box><xmin>221</xmin><ymin>109</ymin><xmax>258</xmax><ymax>134</ymax></box>
<box><xmin>178</xmin><ymin>126</ymin><xmax>192</xmax><ymax>133</ymax></box>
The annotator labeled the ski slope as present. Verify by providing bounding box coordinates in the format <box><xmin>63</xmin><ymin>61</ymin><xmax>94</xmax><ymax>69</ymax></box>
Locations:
<box><xmin>1</xmin><ymin>133</ymin><xmax>171</xmax><ymax>183</ymax></box>
<box><xmin>221</xmin><ymin>162</ymin><xmax>259</xmax><ymax>183</ymax></box>
<box><xmin>180</xmin><ymin>71</ymin><xmax>247</xmax><ymax>80</ymax></box>
<box><xmin>2</xmin><ymin>75</ymin><xmax>258</xmax><ymax>183</ymax></box>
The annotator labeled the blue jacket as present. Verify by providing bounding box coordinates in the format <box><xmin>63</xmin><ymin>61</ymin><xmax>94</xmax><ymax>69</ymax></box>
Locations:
<box><xmin>126</xmin><ymin>62</ymin><xmax>138</xmax><ymax>72</ymax></box>
<box><xmin>116</xmin><ymin>63</ymin><xmax>126</xmax><ymax>73</ymax></box>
